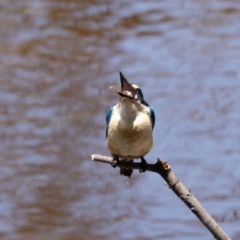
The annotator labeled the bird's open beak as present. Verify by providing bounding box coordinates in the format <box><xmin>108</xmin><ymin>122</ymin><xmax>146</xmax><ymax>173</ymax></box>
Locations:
<box><xmin>110</xmin><ymin>72</ymin><xmax>137</xmax><ymax>100</ymax></box>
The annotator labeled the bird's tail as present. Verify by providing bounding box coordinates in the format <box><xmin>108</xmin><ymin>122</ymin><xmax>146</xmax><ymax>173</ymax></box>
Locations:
<box><xmin>119</xmin><ymin>159</ymin><xmax>133</xmax><ymax>178</ymax></box>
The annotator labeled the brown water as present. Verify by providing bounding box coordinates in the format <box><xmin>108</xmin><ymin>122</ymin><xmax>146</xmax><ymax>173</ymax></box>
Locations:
<box><xmin>0</xmin><ymin>0</ymin><xmax>240</xmax><ymax>239</ymax></box>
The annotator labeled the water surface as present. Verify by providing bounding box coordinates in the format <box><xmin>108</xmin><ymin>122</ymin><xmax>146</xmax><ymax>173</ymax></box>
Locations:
<box><xmin>0</xmin><ymin>0</ymin><xmax>240</xmax><ymax>239</ymax></box>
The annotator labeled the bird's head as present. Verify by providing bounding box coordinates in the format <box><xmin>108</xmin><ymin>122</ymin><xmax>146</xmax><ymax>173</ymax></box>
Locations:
<box><xmin>110</xmin><ymin>72</ymin><xmax>146</xmax><ymax>105</ymax></box>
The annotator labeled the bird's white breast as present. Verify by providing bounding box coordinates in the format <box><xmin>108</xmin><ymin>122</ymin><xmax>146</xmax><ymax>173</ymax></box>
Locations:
<box><xmin>107</xmin><ymin>100</ymin><xmax>153</xmax><ymax>160</ymax></box>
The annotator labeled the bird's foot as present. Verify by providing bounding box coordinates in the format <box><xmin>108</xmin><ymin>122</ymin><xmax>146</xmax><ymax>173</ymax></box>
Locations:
<box><xmin>111</xmin><ymin>155</ymin><xmax>120</xmax><ymax>168</ymax></box>
<box><xmin>139</xmin><ymin>157</ymin><xmax>147</xmax><ymax>173</ymax></box>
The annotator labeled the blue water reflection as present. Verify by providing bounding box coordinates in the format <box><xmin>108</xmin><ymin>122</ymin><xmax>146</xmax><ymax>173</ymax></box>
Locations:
<box><xmin>0</xmin><ymin>0</ymin><xmax>239</xmax><ymax>239</ymax></box>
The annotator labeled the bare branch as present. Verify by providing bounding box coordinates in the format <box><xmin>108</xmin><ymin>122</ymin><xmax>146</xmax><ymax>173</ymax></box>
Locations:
<box><xmin>91</xmin><ymin>154</ymin><xmax>231</xmax><ymax>240</ymax></box>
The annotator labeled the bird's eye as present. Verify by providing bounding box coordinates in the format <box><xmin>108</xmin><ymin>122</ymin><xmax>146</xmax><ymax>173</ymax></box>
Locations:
<box><xmin>136</xmin><ymin>88</ymin><xmax>144</xmax><ymax>99</ymax></box>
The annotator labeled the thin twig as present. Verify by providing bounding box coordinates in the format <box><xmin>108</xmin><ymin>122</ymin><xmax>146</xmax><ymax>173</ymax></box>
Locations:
<box><xmin>91</xmin><ymin>154</ymin><xmax>231</xmax><ymax>240</ymax></box>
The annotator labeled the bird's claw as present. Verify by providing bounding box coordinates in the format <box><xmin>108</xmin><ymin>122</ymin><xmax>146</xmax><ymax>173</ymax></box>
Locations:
<box><xmin>111</xmin><ymin>155</ymin><xmax>119</xmax><ymax>168</ymax></box>
<box><xmin>139</xmin><ymin>157</ymin><xmax>147</xmax><ymax>173</ymax></box>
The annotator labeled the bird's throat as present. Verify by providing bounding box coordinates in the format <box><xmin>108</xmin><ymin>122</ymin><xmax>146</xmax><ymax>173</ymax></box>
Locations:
<box><xmin>118</xmin><ymin>99</ymin><xmax>140</xmax><ymax>122</ymax></box>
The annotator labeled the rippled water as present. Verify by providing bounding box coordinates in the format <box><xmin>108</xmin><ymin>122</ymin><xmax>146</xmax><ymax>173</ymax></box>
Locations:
<box><xmin>0</xmin><ymin>0</ymin><xmax>240</xmax><ymax>239</ymax></box>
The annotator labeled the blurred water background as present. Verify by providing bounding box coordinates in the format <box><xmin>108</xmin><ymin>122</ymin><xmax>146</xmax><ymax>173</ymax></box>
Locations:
<box><xmin>0</xmin><ymin>0</ymin><xmax>240</xmax><ymax>239</ymax></box>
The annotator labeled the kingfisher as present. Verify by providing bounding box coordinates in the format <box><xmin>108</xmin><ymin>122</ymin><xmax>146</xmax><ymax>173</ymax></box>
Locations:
<box><xmin>106</xmin><ymin>72</ymin><xmax>155</xmax><ymax>178</ymax></box>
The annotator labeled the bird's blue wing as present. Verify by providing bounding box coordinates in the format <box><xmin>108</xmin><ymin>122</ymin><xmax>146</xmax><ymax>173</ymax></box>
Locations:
<box><xmin>106</xmin><ymin>107</ymin><xmax>113</xmax><ymax>125</ymax></box>
<box><xmin>150</xmin><ymin>107</ymin><xmax>155</xmax><ymax>130</ymax></box>
<box><xmin>106</xmin><ymin>107</ymin><xmax>113</xmax><ymax>138</ymax></box>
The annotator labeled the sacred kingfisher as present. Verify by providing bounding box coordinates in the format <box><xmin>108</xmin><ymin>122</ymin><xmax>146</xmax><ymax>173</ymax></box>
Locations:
<box><xmin>106</xmin><ymin>72</ymin><xmax>155</xmax><ymax>178</ymax></box>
